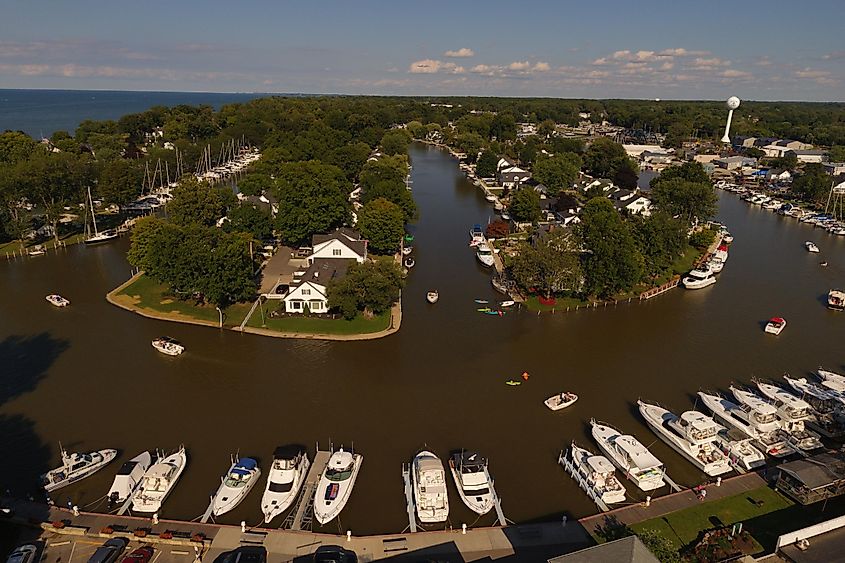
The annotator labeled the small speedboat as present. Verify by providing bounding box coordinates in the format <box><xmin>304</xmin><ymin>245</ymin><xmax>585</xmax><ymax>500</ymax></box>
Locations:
<box><xmin>449</xmin><ymin>451</ymin><xmax>493</xmax><ymax>515</ymax></box>
<box><xmin>404</xmin><ymin>257</ymin><xmax>415</xmax><ymax>269</ymax></box>
<box><xmin>426</xmin><ymin>291</ymin><xmax>439</xmax><ymax>304</ymax></box>
<box><xmin>805</xmin><ymin>241</ymin><xmax>820</xmax><ymax>253</ymax></box>
<box><xmin>27</xmin><ymin>245</ymin><xmax>45</xmax><ymax>256</ymax></box>
<box><xmin>42</xmin><ymin>446</ymin><xmax>118</xmax><ymax>492</ymax></box>
<box><xmin>402</xmin><ymin>246</ymin><xmax>413</xmax><ymax>256</ymax></box>
<box><xmin>499</xmin><ymin>300</ymin><xmax>515</xmax><ymax>307</ymax></box>
<box><xmin>545</xmin><ymin>392</ymin><xmax>578</xmax><ymax>411</ymax></box>
<box><xmin>485</xmin><ymin>194</ymin><xmax>497</xmax><ymax>202</ymax></box>
<box><xmin>314</xmin><ymin>448</ymin><xmax>363</xmax><ymax>525</ymax></box>
<box><xmin>412</xmin><ymin>450</ymin><xmax>449</xmax><ymax>523</ymax></box>
<box><xmin>211</xmin><ymin>457</ymin><xmax>261</xmax><ymax>517</ymax></box>
<box><xmin>828</xmin><ymin>290</ymin><xmax>845</xmax><ymax>311</ymax></box>
<box><xmin>46</xmin><ymin>294</ymin><xmax>70</xmax><ymax>307</ymax></box>
<box><xmin>152</xmin><ymin>337</ymin><xmax>184</xmax><ymax>356</ymax></box>
<box><xmin>108</xmin><ymin>451</ymin><xmax>155</xmax><ymax>504</ymax></box>
<box><xmin>261</xmin><ymin>445</ymin><xmax>310</xmax><ymax>523</ymax></box>
<box><xmin>131</xmin><ymin>446</ymin><xmax>187</xmax><ymax>513</ymax></box>
<box><xmin>764</xmin><ymin>317</ymin><xmax>786</xmax><ymax>335</ymax></box>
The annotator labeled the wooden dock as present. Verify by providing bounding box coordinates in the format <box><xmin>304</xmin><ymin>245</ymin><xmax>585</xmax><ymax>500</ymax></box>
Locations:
<box><xmin>282</xmin><ymin>449</ymin><xmax>331</xmax><ymax>531</ymax></box>
<box><xmin>558</xmin><ymin>450</ymin><xmax>610</xmax><ymax>513</ymax></box>
<box><xmin>401</xmin><ymin>463</ymin><xmax>418</xmax><ymax>533</ymax></box>
<box><xmin>486</xmin><ymin>467</ymin><xmax>508</xmax><ymax>527</ymax></box>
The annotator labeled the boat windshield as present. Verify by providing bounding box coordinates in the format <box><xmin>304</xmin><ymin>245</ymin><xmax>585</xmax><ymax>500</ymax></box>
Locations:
<box><xmin>463</xmin><ymin>486</ymin><xmax>490</xmax><ymax>495</ymax></box>
<box><xmin>326</xmin><ymin>467</ymin><xmax>353</xmax><ymax>482</ymax></box>
<box><xmin>268</xmin><ymin>480</ymin><xmax>294</xmax><ymax>493</ymax></box>
<box><xmin>754</xmin><ymin>412</ymin><xmax>777</xmax><ymax>424</ymax></box>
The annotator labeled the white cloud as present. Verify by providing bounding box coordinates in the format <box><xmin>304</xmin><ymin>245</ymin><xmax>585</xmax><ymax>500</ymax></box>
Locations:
<box><xmin>444</xmin><ymin>48</ymin><xmax>474</xmax><ymax>58</ymax></box>
<box><xmin>533</xmin><ymin>62</ymin><xmax>550</xmax><ymax>72</ymax></box>
<box><xmin>720</xmin><ymin>69</ymin><xmax>752</xmax><ymax>79</ymax></box>
<box><xmin>691</xmin><ymin>57</ymin><xmax>730</xmax><ymax>68</ymax></box>
<box><xmin>408</xmin><ymin>59</ymin><xmax>464</xmax><ymax>74</ymax></box>
<box><xmin>796</xmin><ymin>67</ymin><xmax>831</xmax><ymax>79</ymax></box>
<box><xmin>508</xmin><ymin>61</ymin><xmax>531</xmax><ymax>71</ymax></box>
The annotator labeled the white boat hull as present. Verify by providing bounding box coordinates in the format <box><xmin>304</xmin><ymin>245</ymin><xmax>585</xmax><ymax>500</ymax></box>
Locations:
<box><xmin>413</xmin><ymin>451</ymin><xmax>449</xmax><ymax>523</ymax></box>
<box><xmin>211</xmin><ymin>464</ymin><xmax>261</xmax><ymax>517</ymax></box>
<box><xmin>313</xmin><ymin>452</ymin><xmax>363</xmax><ymax>525</ymax></box>
<box><xmin>448</xmin><ymin>460</ymin><xmax>493</xmax><ymax>515</ymax></box>
<box><xmin>43</xmin><ymin>449</ymin><xmax>118</xmax><ymax>492</ymax></box>
<box><xmin>590</xmin><ymin>422</ymin><xmax>665</xmax><ymax>492</ymax></box>
<box><xmin>262</xmin><ymin>456</ymin><xmax>310</xmax><ymax>523</ymax></box>
<box><xmin>545</xmin><ymin>393</ymin><xmax>578</xmax><ymax>411</ymax></box>
<box><xmin>108</xmin><ymin>451</ymin><xmax>154</xmax><ymax>504</ymax></box>
<box><xmin>131</xmin><ymin>448</ymin><xmax>187</xmax><ymax>513</ymax></box>
<box><xmin>569</xmin><ymin>444</ymin><xmax>626</xmax><ymax>504</ymax></box>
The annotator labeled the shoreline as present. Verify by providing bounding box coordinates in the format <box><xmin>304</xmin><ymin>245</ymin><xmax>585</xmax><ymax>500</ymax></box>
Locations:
<box><xmin>106</xmin><ymin>273</ymin><xmax>402</xmax><ymax>341</ymax></box>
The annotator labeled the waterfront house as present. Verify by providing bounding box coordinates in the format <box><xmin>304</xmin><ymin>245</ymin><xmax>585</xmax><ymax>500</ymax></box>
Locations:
<box><xmin>788</xmin><ymin>149</ymin><xmax>827</xmax><ymax>164</ymax></box>
<box><xmin>499</xmin><ymin>166</ymin><xmax>531</xmax><ymax>189</ymax></box>
<box><xmin>610</xmin><ymin>189</ymin><xmax>652</xmax><ymax>216</ymax></box>
<box><xmin>308</xmin><ymin>228</ymin><xmax>367</xmax><ymax>265</ymax></box>
<box><xmin>766</xmin><ymin>169</ymin><xmax>793</xmax><ymax>182</ymax></box>
<box><xmin>283</xmin><ymin>259</ymin><xmax>350</xmax><ymax>314</ymax></box>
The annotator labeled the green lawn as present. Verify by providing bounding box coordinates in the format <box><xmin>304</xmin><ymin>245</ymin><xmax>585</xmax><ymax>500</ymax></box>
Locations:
<box><xmin>671</xmin><ymin>244</ymin><xmax>705</xmax><ymax>276</ymax></box>
<box><xmin>247</xmin><ymin>305</ymin><xmax>391</xmax><ymax>335</ymax></box>
<box><xmin>114</xmin><ymin>275</ymin><xmax>252</xmax><ymax>326</ymax></box>
<box><xmin>630</xmin><ymin>486</ymin><xmax>793</xmax><ymax>553</ymax></box>
<box><xmin>523</xmin><ymin>295</ymin><xmax>588</xmax><ymax>311</ymax></box>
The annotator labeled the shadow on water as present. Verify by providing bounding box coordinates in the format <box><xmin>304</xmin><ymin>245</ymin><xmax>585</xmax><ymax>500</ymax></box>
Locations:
<box><xmin>0</xmin><ymin>414</ymin><xmax>52</xmax><ymax>497</ymax></box>
<box><xmin>0</xmin><ymin>333</ymin><xmax>69</xmax><ymax>407</ymax></box>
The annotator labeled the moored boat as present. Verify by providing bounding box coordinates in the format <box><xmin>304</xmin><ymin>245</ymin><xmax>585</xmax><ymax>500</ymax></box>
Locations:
<box><xmin>402</xmin><ymin>246</ymin><xmax>413</xmax><ymax>256</ymax></box>
<box><xmin>567</xmin><ymin>441</ymin><xmax>626</xmax><ymax>504</ymax></box>
<box><xmin>817</xmin><ymin>368</ymin><xmax>845</xmax><ymax>393</ymax></box>
<box><xmin>682</xmin><ymin>266</ymin><xmax>716</xmax><ymax>289</ymax></box>
<box><xmin>404</xmin><ymin>257</ymin><xmax>415</xmax><ymax>269</ymax></box>
<box><xmin>754</xmin><ymin>380</ymin><xmax>824</xmax><ymax>453</ymax></box>
<box><xmin>714</xmin><ymin>428</ymin><xmax>766</xmax><ymax>471</ymax></box>
<box><xmin>46</xmin><ymin>294</ymin><xmax>70</xmax><ymax>307</ymax></box>
<box><xmin>131</xmin><ymin>446</ymin><xmax>187</xmax><ymax>513</ymax></box>
<box><xmin>412</xmin><ymin>450</ymin><xmax>449</xmax><ymax>523</ymax></box>
<box><xmin>426</xmin><ymin>291</ymin><xmax>439</xmax><ymax>304</ymax></box>
<box><xmin>210</xmin><ymin>457</ymin><xmax>262</xmax><ymax>517</ymax></box>
<box><xmin>314</xmin><ymin>448</ymin><xmax>363</xmax><ymax>525</ymax></box>
<box><xmin>448</xmin><ymin>451</ymin><xmax>493</xmax><ymax>515</ymax></box>
<box><xmin>108</xmin><ymin>451</ymin><xmax>155</xmax><ymax>504</ymax></box>
<box><xmin>589</xmin><ymin>419</ymin><xmax>666</xmax><ymax>492</ymax></box>
<box><xmin>805</xmin><ymin>241</ymin><xmax>820</xmax><ymax>253</ymax></box>
<box><xmin>476</xmin><ymin>243</ymin><xmax>495</xmax><ymax>268</ymax></box>
<box><xmin>544</xmin><ymin>392</ymin><xmax>578</xmax><ymax>411</ymax></box>
<box><xmin>261</xmin><ymin>445</ymin><xmax>310</xmax><ymax>523</ymax></box>
<box><xmin>42</xmin><ymin>446</ymin><xmax>117</xmax><ymax>492</ymax></box>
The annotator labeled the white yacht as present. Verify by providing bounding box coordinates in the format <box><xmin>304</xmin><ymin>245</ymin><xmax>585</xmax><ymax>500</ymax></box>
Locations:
<box><xmin>412</xmin><ymin>450</ymin><xmax>449</xmax><ymax>523</ymax></box>
<box><xmin>589</xmin><ymin>419</ymin><xmax>666</xmax><ymax>492</ymax></box>
<box><xmin>448</xmin><ymin>451</ymin><xmax>493</xmax><ymax>515</ymax></box>
<box><xmin>706</xmin><ymin>257</ymin><xmax>725</xmax><ymax>274</ymax></box>
<box><xmin>313</xmin><ymin>448</ymin><xmax>363</xmax><ymax>525</ymax></box>
<box><xmin>638</xmin><ymin>401</ymin><xmax>732</xmax><ymax>476</ymax></box>
<box><xmin>108</xmin><ymin>451</ymin><xmax>155</xmax><ymax>504</ymax></box>
<box><xmin>697</xmin><ymin>391</ymin><xmax>794</xmax><ymax>457</ymax></box>
<box><xmin>754</xmin><ymin>381</ymin><xmax>825</xmax><ymax>453</ymax></box>
<box><xmin>817</xmin><ymin>368</ymin><xmax>845</xmax><ymax>393</ymax></box>
<box><xmin>567</xmin><ymin>442</ymin><xmax>626</xmax><ymax>504</ymax></box>
<box><xmin>714</xmin><ymin>428</ymin><xmax>766</xmax><ymax>471</ymax></box>
<box><xmin>261</xmin><ymin>445</ymin><xmax>310</xmax><ymax>523</ymax></box>
<box><xmin>45</xmin><ymin>294</ymin><xmax>70</xmax><ymax>307</ymax></box>
<box><xmin>682</xmin><ymin>266</ymin><xmax>716</xmax><ymax>289</ymax></box>
<box><xmin>784</xmin><ymin>375</ymin><xmax>845</xmax><ymax>438</ymax></box>
<box><xmin>731</xmin><ymin>386</ymin><xmax>800</xmax><ymax>457</ymax></box>
<box><xmin>805</xmin><ymin>241</ymin><xmax>820</xmax><ymax>253</ymax></box>
<box><xmin>476</xmin><ymin>243</ymin><xmax>495</xmax><ymax>268</ymax></box>
<box><xmin>42</xmin><ymin>446</ymin><xmax>117</xmax><ymax>492</ymax></box>
<box><xmin>131</xmin><ymin>446</ymin><xmax>187</xmax><ymax>513</ymax></box>
<box><xmin>211</xmin><ymin>457</ymin><xmax>261</xmax><ymax>517</ymax></box>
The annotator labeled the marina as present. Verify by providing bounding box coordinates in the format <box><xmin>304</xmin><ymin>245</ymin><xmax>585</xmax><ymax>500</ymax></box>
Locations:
<box><xmin>3</xmin><ymin>144</ymin><xmax>845</xmax><ymax>535</ymax></box>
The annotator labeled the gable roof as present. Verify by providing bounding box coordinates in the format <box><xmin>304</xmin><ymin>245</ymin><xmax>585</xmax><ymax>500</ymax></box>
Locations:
<box><xmin>548</xmin><ymin>536</ymin><xmax>659</xmax><ymax>563</ymax></box>
<box><xmin>293</xmin><ymin>258</ymin><xmax>351</xmax><ymax>289</ymax></box>
<box><xmin>312</xmin><ymin>228</ymin><xmax>367</xmax><ymax>257</ymax></box>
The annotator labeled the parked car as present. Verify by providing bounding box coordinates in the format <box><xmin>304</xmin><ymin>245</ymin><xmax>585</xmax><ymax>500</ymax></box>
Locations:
<box><xmin>121</xmin><ymin>546</ymin><xmax>154</xmax><ymax>563</ymax></box>
<box><xmin>87</xmin><ymin>538</ymin><xmax>128</xmax><ymax>563</ymax></box>
<box><xmin>313</xmin><ymin>546</ymin><xmax>357</xmax><ymax>563</ymax></box>
<box><xmin>6</xmin><ymin>545</ymin><xmax>38</xmax><ymax>563</ymax></box>
<box><xmin>212</xmin><ymin>546</ymin><xmax>266</xmax><ymax>563</ymax></box>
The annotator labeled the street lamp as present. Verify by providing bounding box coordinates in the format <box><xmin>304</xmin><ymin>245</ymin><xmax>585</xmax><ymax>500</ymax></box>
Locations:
<box><xmin>215</xmin><ymin>306</ymin><xmax>223</xmax><ymax>328</ymax></box>
<box><xmin>721</xmin><ymin>96</ymin><xmax>740</xmax><ymax>144</ymax></box>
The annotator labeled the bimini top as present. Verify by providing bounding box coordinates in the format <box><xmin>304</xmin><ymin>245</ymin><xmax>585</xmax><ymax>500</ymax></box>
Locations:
<box><xmin>232</xmin><ymin>458</ymin><xmax>257</xmax><ymax>475</ymax></box>
<box><xmin>586</xmin><ymin>455</ymin><xmax>615</xmax><ymax>475</ymax></box>
<box><xmin>273</xmin><ymin>445</ymin><xmax>306</xmax><ymax>460</ymax></box>
<box><xmin>615</xmin><ymin>435</ymin><xmax>662</xmax><ymax>470</ymax></box>
<box><xmin>769</xmin><ymin>317</ymin><xmax>786</xmax><ymax>324</ymax></box>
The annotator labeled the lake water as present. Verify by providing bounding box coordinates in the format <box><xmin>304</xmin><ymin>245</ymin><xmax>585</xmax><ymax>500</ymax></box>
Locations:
<box><xmin>1</xmin><ymin>143</ymin><xmax>844</xmax><ymax>534</ymax></box>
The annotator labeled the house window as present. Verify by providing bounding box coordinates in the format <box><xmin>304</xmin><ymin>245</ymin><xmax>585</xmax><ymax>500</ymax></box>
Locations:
<box><xmin>332</xmin><ymin>248</ymin><xmax>342</xmax><ymax>256</ymax></box>
<box><xmin>291</xmin><ymin>301</ymin><xmax>302</xmax><ymax>310</ymax></box>
<box><xmin>302</xmin><ymin>289</ymin><xmax>311</xmax><ymax>296</ymax></box>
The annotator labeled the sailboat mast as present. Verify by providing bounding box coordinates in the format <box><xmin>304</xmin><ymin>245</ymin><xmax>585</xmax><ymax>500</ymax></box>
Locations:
<box><xmin>88</xmin><ymin>186</ymin><xmax>100</xmax><ymax>236</ymax></box>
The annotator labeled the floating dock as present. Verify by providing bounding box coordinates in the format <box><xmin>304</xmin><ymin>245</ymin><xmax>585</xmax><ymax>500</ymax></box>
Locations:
<box><xmin>401</xmin><ymin>463</ymin><xmax>418</xmax><ymax>533</ymax></box>
<box><xmin>558</xmin><ymin>450</ymin><xmax>611</xmax><ymax>513</ymax></box>
<box><xmin>281</xmin><ymin>448</ymin><xmax>331</xmax><ymax>531</ymax></box>
<box><xmin>486</xmin><ymin>466</ymin><xmax>508</xmax><ymax>527</ymax></box>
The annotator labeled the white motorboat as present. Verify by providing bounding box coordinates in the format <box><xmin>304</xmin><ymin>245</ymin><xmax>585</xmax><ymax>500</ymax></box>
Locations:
<box><xmin>412</xmin><ymin>450</ymin><xmax>449</xmax><ymax>523</ymax></box>
<box><xmin>469</xmin><ymin>225</ymin><xmax>485</xmax><ymax>247</ymax></box>
<box><xmin>476</xmin><ymin>244</ymin><xmax>495</xmax><ymax>268</ymax></box>
<box><xmin>45</xmin><ymin>294</ymin><xmax>70</xmax><ymax>307</ymax></box>
<box><xmin>721</xmin><ymin>233</ymin><xmax>734</xmax><ymax>244</ymax></box>
<box><xmin>828</xmin><ymin>290</ymin><xmax>845</xmax><ymax>311</ymax></box>
<box><xmin>817</xmin><ymin>368</ymin><xmax>845</xmax><ymax>393</ymax></box>
<box><xmin>784</xmin><ymin>375</ymin><xmax>845</xmax><ymax>439</ymax></box>
<box><xmin>764</xmin><ymin>317</ymin><xmax>786</xmax><ymax>335</ymax></box>
<box><xmin>544</xmin><ymin>392</ymin><xmax>578</xmax><ymax>411</ymax></box>
<box><xmin>448</xmin><ymin>451</ymin><xmax>493</xmax><ymax>515</ymax></box>
<box><xmin>402</xmin><ymin>246</ymin><xmax>413</xmax><ymax>256</ymax></box>
<box><xmin>42</xmin><ymin>446</ymin><xmax>117</xmax><ymax>492</ymax></box>
<box><xmin>152</xmin><ymin>337</ymin><xmax>184</xmax><ymax>356</ymax></box>
<box><xmin>27</xmin><ymin>245</ymin><xmax>45</xmax><ymax>256</ymax></box>
<box><xmin>210</xmin><ymin>457</ymin><xmax>261</xmax><ymax>517</ymax></box>
<box><xmin>697</xmin><ymin>391</ymin><xmax>795</xmax><ymax>458</ymax></box>
<box><xmin>108</xmin><ymin>451</ymin><xmax>155</xmax><ymax>504</ymax></box>
<box><xmin>755</xmin><ymin>381</ymin><xmax>825</xmax><ymax>453</ymax></box>
<box><xmin>84</xmin><ymin>187</ymin><xmax>120</xmax><ymax>245</ymax></box>
<box><xmin>261</xmin><ymin>445</ymin><xmax>310</xmax><ymax>523</ymax></box>
<box><xmin>706</xmin><ymin>257</ymin><xmax>725</xmax><ymax>274</ymax></box>
<box><xmin>805</xmin><ymin>241</ymin><xmax>820</xmax><ymax>253</ymax></box>
<box><xmin>731</xmin><ymin>386</ymin><xmax>803</xmax><ymax>456</ymax></box>
<box><xmin>131</xmin><ymin>446</ymin><xmax>187</xmax><ymax>513</ymax></box>
<box><xmin>426</xmin><ymin>291</ymin><xmax>439</xmax><ymax>304</ymax></box>
<box><xmin>682</xmin><ymin>266</ymin><xmax>716</xmax><ymax>289</ymax></box>
<box><xmin>714</xmin><ymin>428</ymin><xmax>766</xmax><ymax>471</ymax></box>
<box><xmin>313</xmin><ymin>448</ymin><xmax>363</xmax><ymax>525</ymax></box>
<box><xmin>567</xmin><ymin>442</ymin><xmax>626</xmax><ymax>504</ymax></box>
<box><xmin>404</xmin><ymin>257</ymin><xmax>415</xmax><ymax>269</ymax></box>
<box><xmin>637</xmin><ymin>401</ymin><xmax>732</xmax><ymax>476</ymax></box>
<box><xmin>499</xmin><ymin>300</ymin><xmax>515</xmax><ymax>307</ymax></box>
<box><xmin>589</xmin><ymin>419</ymin><xmax>666</xmax><ymax>492</ymax></box>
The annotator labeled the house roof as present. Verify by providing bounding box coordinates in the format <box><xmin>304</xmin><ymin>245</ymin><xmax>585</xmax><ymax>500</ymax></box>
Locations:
<box><xmin>547</xmin><ymin>536</ymin><xmax>659</xmax><ymax>563</ymax></box>
<box><xmin>779</xmin><ymin>453</ymin><xmax>845</xmax><ymax>490</ymax></box>
<box><xmin>294</xmin><ymin>258</ymin><xmax>351</xmax><ymax>289</ymax></box>
<box><xmin>312</xmin><ymin>228</ymin><xmax>367</xmax><ymax>257</ymax></box>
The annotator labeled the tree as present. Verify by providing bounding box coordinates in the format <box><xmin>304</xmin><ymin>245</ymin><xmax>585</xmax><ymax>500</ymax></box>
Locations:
<box><xmin>533</xmin><ymin>153</ymin><xmax>582</xmax><ymax>192</ymax></box>
<box><xmin>167</xmin><ymin>177</ymin><xmax>227</xmax><ymax>227</ymax></box>
<box><xmin>630</xmin><ymin>212</ymin><xmax>687</xmax><ymax>279</ymax></box>
<box><xmin>828</xmin><ymin>145</ymin><xmax>845</xmax><ymax>162</ymax></box>
<box><xmin>224</xmin><ymin>203</ymin><xmax>273</xmax><ymax>241</ymax></box>
<box><xmin>577</xmin><ymin>198</ymin><xmax>642</xmax><ymax>297</ymax></box>
<box><xmin>613</xmin><ymin>158</ymin><xmax>639</xmax><ymax>190</ymax></box>
<box><xmin>650</xmin><ymin>178</ymin><xmax>717</xmax><ymax>223</ymax></box>
<box><xmin>510</xmin><ymin>229</ymin><xmax>582</xmax><ymax>298</ymax></box>
<box><xmin>327</xmin><ymin>260</ymin><xmax>404</xmax><ymax>319</ymax></box>
<box><xmin>98</xmin><ymin>159</ymin><xmax>143</xmax><ymax>206</ymax></box>
<box><xmin>476</xmin><ymin>151</ymin><xmax>499</xmax><ymax>178</ymax></box>
<box><xmin>636</xmin><ymin>530</ymin><xmax>680</xmax><ymax>563</ymax></box>
<box><xmin>792</xmin><ymin>163</ymin><xmax>830</xmax><ymax>203</ymax></box>
<box><xmin>509</xmin><ymin>187</ymin><xmax>542</xmax><ymax>223</ymax></box>
<box><xmin>272</xmin><ymin>161</ymin><xmax>351</xmax><ymax>245</ymax></box>
<box><xmin>538</xmin><ymin>119</ymin><xmax>556</xmax><ymax>139</ymax></box>
<box><xmin>380</xmin><ymin>129</ymin><xmax>412</xmax><ymax>156</ymax></box>
<box><xmin>649</xmin><ymin>161</ymin><xmax>710</xmax><ymax>187</ymax></box>
<box><xmin>0</xmin><ymin>131</ymin><xmax>39</xmax><ymax>164</ymax></box>
<box><xmin>770</xmin><ymin>152</ymin><xmax>798</xmax><ymax>171</ymax></box>
<box><xmin>584</xmin><ymin>138</ymin><xmax>631</xmax><ymax>179</ymax></box>
<box><xmin>359</xmin><ymin>156</ymin><xmax>417</xmax><ymax>222</ymax></box>
<box><xmin>325</xmin><ymin>142</ymin><xmax>371</xmax><ymax>180</ymax></box>
<box><xmin>237</xmin><ymin>172</ymin><xmax>273</xmax><ymax>197</ymax></box>
<box><xmin>406</xmin><ymin>121</ymin><xmax>426</xmax><ymax>140</ymax></box>
<box><xmin>357</xmin><ymin>198</ymin><xmax>405</xmax><ymax>255</ymax></box>
<box><xmin>455</xmin><ymin>132</ymin><xmax>485</xmax><ymax>162</ymax></box>
<box><xmin>485</xmin><ymin>219</ymin><xmax>510</xmax><ymax>239</ymax></box>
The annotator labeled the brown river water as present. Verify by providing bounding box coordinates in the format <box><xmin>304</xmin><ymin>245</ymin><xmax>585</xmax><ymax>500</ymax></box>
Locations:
<box><xmin>2</xmin><ymin>143</ymin><xmax>844</xmax><ymax>534</ymax></box>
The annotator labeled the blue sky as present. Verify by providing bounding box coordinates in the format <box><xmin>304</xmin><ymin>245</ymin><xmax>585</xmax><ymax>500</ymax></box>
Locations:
<box><xmin>1</xmin><ymin>0</ymin><xmax>843</xmax><ymax>100</ymax></box>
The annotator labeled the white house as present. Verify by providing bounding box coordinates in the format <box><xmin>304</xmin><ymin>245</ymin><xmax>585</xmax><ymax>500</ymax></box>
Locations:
<box><xmin>824</xmin><ymin>163</ymin><xmax>845</xmax><ymax>176</ymax></box>
<box><xmin>610</xmin><ymin>189</ymin><xmax>652</xmax><ymax>216</ymax></box>
<box><xmin>499</xmin><ymin>165</ymin><xmax>531</xmax><ymax>189</ymax></box>
<box><xmin>308</xmin><ymin>228</ymin><xmax>367</xmax><ymax>264</ymax></box>
<box><xmin>283</xmin><ymin>259</ymin><xmax>350</xmax><ymax>314</ymax></box>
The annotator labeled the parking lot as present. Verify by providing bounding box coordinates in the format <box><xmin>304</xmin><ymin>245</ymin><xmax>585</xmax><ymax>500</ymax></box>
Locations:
<box><xmin>33</xmin><ymin>535</ymin><xmax>204</xmax><ymax>563</ymax></box>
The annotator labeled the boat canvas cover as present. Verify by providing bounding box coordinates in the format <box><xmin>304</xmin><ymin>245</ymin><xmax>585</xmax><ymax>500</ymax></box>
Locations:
<box><xmin>273</xmin><ymin>445</ymin><xmax>305</xmax><ymax>462</ymax></box>
<box><xmin>147</xmin><ymin>462</ymin><xmax>175</xmax><ymax>480</ymax></box>
<box><xmin>232</xmin><ymin>458</ymin><xmax>257</xmax><ymax>476</ymax></box>
<box><xmin>681</xmin><ymin>411</ymin><xmax>716</xmax><ymax>433</ymax></box>
<box><xmin>587</xmin><ymin>455</ymin><xmax>615</xmax><ymax>474</ymax></box>
<box><xmin>616</xmin><ymin>436</ymin><xmax>661</xmax><ymax>470</ymax></box>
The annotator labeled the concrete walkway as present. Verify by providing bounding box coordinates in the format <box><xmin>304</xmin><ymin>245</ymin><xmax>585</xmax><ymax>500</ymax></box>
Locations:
<box><xmin>578</xmin><ymin>471</ymin><xmax>767</xmax><ymax>533</ymax></box>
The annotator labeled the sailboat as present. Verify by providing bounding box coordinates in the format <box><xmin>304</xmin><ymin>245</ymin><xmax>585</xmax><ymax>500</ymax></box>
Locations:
<box><xmin>84</xmin><ymin>186</ymin><xmax>119</xmax><ymax>245</ymax></box>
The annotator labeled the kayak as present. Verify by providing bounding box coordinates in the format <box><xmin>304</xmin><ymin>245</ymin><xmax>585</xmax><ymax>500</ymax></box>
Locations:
<box><xmin>485</xmin><ymin>310</ymin><xmax>504</xmax><ymax>316</ymax></box>
<box><xmin>475</xmin><ymin>299</ymin><xmax>489</xmax><ymax>304</ymax></box>
<box><xmin>506</xmin><ymin>380</ymin><xmax>522</xmax><ymax>386</ymax></box>
<box><xmin>477</xmin><ymin>307</ymin><xmax>491</xmax><ymax>312</ymax></box>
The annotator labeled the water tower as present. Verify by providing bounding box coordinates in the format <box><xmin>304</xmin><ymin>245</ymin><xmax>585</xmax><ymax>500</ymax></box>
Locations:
<box><xmin>721</xmin><ymin>96</ymin><xmax>740</xmax><ymax>143</ymax></box>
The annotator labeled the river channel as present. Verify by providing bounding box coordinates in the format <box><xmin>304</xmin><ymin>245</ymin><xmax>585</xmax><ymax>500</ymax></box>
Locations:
<box><xmin>2</xmin><ymin>143</ymin><xmax>844</xmax><ymax>534</ymax></box>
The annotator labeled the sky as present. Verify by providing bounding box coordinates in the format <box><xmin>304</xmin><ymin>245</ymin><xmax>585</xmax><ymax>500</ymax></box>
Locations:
<box><xmin>1</xmin><ymin>0</ymin><xmax>844</xmax><ymax>101</ymax></box>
